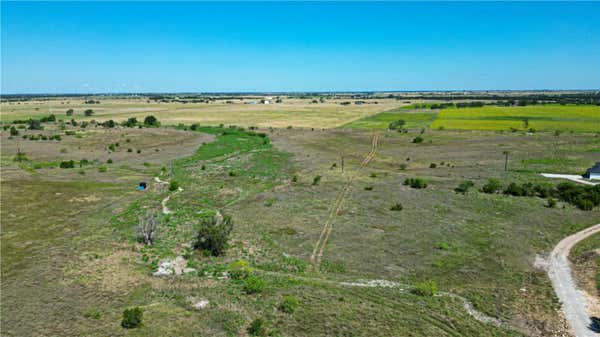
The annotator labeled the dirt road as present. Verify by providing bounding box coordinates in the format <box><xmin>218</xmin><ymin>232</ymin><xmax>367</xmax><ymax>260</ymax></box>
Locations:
<box><xmin>547</xmin><ymin>223</ymin><xmax>600</xmax><ymax>337</ymax></box>
<box><xmin>310</xmin><ymin>133</ymin><xmax>380</xmax><ymax>267</ymax></box>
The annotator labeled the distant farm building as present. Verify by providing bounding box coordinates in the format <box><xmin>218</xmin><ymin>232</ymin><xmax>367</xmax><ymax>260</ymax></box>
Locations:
<box><xmin>583</xmin><ymin>162</ymin><xmax>600</xmax><ymax>180</ymax></box>
<box><xmin>261</xmin><ymin>96</ymin><xmax>273</xmax><ymax>104</ymax></box>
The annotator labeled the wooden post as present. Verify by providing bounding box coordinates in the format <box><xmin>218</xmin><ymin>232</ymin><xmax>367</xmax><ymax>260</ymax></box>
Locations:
<box><xmin>503</xmin><ymin>151</ymin><xmax>509</xmax><ymax>171</ymax></box>
<box><xmin>341</xmin><ymin>156</ymin><xmax>344</xmax><ymax>173</ymax></box>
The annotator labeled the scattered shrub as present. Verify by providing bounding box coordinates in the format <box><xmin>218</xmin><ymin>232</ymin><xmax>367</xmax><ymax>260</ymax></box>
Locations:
<box><xmin>312</xmin><ymin>175</ymin><xmax>321</xmax><ymax>186</ymax></box>
<box><xmin>399</xmin><ymin>163</ymin><xmax>407</xmax><ymax>170</ymax></box>
<box><xmin>390</xmin><ymin>202</ymin><xmax>403</xmax><ymax>211</ymax></box>
<box><xmin>66</xmin><ymin>109</ymin><xmax>74</xmax><ymax>116</ymax></box>
<box><xmin>412</xmin><ymin>136</ymin><xmax>424</xmax><ymax>144</ymax></box>
<box><xmin>9</xmin><ymin>126</ymin><xmax>19</xmax><ymax>136</ymax></box>
<box><xmin>547</xmin><ymin>198</ymin><xmax>557</xmax><ymax>208</ymax></box>
<box><xmin>279</xmin><ymin>295</ymin><xmax>299</xmax><ymax>314</ymax></box>
<box><xmin>59</xmin><ymin>160</ymin><xmax>75</xmax><ymax>169</ymax></box>
<box><xmin>403</xmin><ymin>177</ymin><xmax>427</xmax><ymax>189</ymax></box>
<box><xmin>481</xmin><ymin>178</ymin><xmax>502</xmax><ymax>194</ymax></box>
<box><xmin>84</xmin><ymin>109</ymin><xmax>94</xmax><ymax>116</ymax></box>
<box><xmin>247</xmin><ymin>318</ymin><xmax>269</xmax><ymax>336</ymax></box>
<box><xmin>243</xmin><ymin>274</ymin><xmax>266</xmax><ymax>294</ymax></box>
<box><xmin>429</xmin><ymin>163</ymin><xmax>437</xmax><ymax>168</ymax></box>
<box><xmin>291</xmin><ymin>175</ymin><xmax>298</xmax><ymax>183</ymax></box>
<box><xmin>228</xmin><ymin>260</ymin><xmax>252</xmax><ymax>280</ymax></box>
<box><xmin>107</xmin><ymin>158</ymin><xmax>113</xmax><ymax>164</ymax></box>
<box><xmin>411</xmin><ymin>280</ymin><xmax>438</xmax><ymax>297</ymax></box>
<box><xmin>169</xmin><ymin>180</ymin><xmax>179</xmax><ymax>191</ymax></box>
<box><xmin>364</xmin><ymin>186</ymin><xmax>374</xmax><ymax>191</ymax></box>
<box><xmin>454</xmin><ymin>180</ymin><xmax>474</xmax><ymax>194</ymax></box>
<box><xmin>388</xmin><ymin>119</ymin><xmax>406</xmax><ymax>130</ymax></box>
<box><xmin>121</xmin><ymin>307</ymin><xmax>143</xmax><ymax>329</ymax></box>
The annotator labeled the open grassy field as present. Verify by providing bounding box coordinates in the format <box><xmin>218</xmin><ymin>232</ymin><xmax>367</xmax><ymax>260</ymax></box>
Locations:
<box><xmin>430</xmin><ymin>105</ymin><xmax>600</xmax><ymax>132</ymax></box>
<box><xmin>0</xmin><ymin>98</ymin><xmax>403</xmax><ymax>129</ymax></box>
<box><xmin>343</xmin><ymin>106</ymin><xmax>437</xmax><ymax>129</ymax></box>
<box><xmin>2</xmin><ymin>112</ymin><xmax>599</xmax><ymax>336</ymax></box>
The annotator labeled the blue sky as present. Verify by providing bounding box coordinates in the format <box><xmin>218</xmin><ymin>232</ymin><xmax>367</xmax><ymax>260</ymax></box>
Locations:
<box><xmin>2</xmin><ymin>1</ymin><xmax>600</xmax><ymax>93</ymax></box>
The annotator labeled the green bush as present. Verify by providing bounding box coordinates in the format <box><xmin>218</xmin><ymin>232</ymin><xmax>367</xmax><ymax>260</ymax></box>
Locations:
<box><xmin>66</xmin><ymin>109</ymin><xmax>74</xmax><ymax>116</ymax></box>
<box><xmin>121</xmin><ymin>307</ymin><xmax>143</xmax><ymax>329</ymax></box>
<box><xmin>84</xmin><ymin>109</ymin><xmax>94</xmax><ymax>116</ymax></box>
<box><xmin>194</xmin><ymin>214</ymin><xmax>233</xmax><ymax>256</ymax></box>
<box><xmin>169</xmin><ymin>180</ymin><xmax>179</xmax><ymax>191</ymax></box>
<box><xmin>411</xmin><ymin>280</ymin><xmax>438</xmax><ymax>297</ymax></box>
<box><xmin>228</xmin><ymin>260</ymin><xmax>252</xmax><ymax>280</ymax></box>
<box><xmin>388</xmin><ymin>119</ymin><xmax>405</xmax><ymax>130</ymax></box>
<box><xmin>247</xmin><ymin>318</ymin><xmax>269</xmax><ymax>336</ymax></box>
<box><xmin>10</xmin><ymin>126</ymin><xmax>19</xmax><ymax>136</ymax></box>
<box><xmin>243</xmin><ymin>274</ymin><xmax>266</xmax><ymax>294</ymax></box>
<box><xmin>547</xmin><ymin>198</ymin><xmax>557</xmax><ymax>208</ymax></box>
<box><xmin>481</xmin><ymin>178</ymin><xmax>502</xmax><ymax>194</ymax></box>
<box><xmin>279</xmin><ymin>295</ymin><xmax>299</xmax><ymax>314</ymax></box>
<box><xmin>144</xmin><ymin>115</ymin><xmax>159</xmax><ymax>126</ymax></box>
<box><xmin>412</xmin><ymin>136</ymin><xmax>423</xmax><ymax>144</ymax></box>
<box><xmin>454</xmin><ymin>180</ymin><xmax>474</xmax><ymax>194</ymax></box>
<box><xmin>429</xmin><ymin>163</ymin><xmax>437</xmax><ymax>168</ymax></box>
<box><xmin>390</xmin><ymin>202</ymin><xmax>403</xmax><ymax>211</ymax></box>
<box><xmin>59</xmin><ymin>160</ymin><xmax>75</xmax><ymax>169</ymax></box>
<box><xmin>312</xmin><ymin>175</ymin><xmax>321</xmax><ymax>186</ymax></box>
<box><xmin>403</xmin><ymin>177</ymin><xmax>427</xmax><ymax>189</ymax></box>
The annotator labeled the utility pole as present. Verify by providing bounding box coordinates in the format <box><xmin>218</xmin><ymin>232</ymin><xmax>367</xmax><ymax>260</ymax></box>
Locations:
<box><xmin>502</xmin><ymin>151</ymin><xmax>509</xmax><ymax>171</ymax></box>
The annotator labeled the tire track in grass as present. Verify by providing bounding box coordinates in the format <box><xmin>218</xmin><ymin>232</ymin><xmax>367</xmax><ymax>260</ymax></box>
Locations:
<box><xmin>310</xmin><ymin>133</ymin><xmax>380</xmax><ymax>268</ymax></box>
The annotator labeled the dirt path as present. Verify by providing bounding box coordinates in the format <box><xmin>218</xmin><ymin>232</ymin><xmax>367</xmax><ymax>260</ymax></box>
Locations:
<box><xmin>260</xmin><ymin>269</ymin><xmax>513</xmax><ymax>331</ymax></box>
<box><xmin>547</xmin><ymin>223</ymin><xmax>600</xmax><ymax>337</ymax></box>
<box><xmin>310</xmin><ymin>134</ymin><xmax>380</xmax><ymax>267</ymax></box>
<box><xmin>154</xmin><ymin>176</ymin><xmax>183</xmax><ymax>215</ymax></box>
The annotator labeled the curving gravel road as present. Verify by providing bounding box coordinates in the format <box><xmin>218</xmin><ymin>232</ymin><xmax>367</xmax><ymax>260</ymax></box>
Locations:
<box><xmin>547</xmin><ymin>223</ymin><xmax>600</xmax><ymax>337</ymax></box>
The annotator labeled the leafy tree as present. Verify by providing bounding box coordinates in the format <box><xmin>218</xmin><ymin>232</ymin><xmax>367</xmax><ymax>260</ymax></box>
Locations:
<box><xmin>123</xmin><ymin>117</ymin><xmax>137</xmax><ymax>127</ymax></box>
<box><xmin>10</xmin><ymin>126</ymin><xmax>19</xmax><ymax>136</ymax></box>
<box><xmin>194</xmin><ymin>214</ymin><xmax>234</xmax><ymax>256</ymax></box>
<box><xmin>66</xmin><ymin>109</ymin><xmax>74</xmax><ymax>116</ymax></box>
<box><xmin>169</xmin><ymin>180</ymin><xmax>179</xmax><ymax>191</ymax></box>
<box><xmin>84</xmin><ymin>109</ymin><xmax>94</xmax><ymax>116</ymax></box>
<box><xmin>143</xmin><ymin>115</ymin><xmax>158</xmax><ymax>126</ymax></box>
<box><xmin>59</xmin><ymin>160</ymin><xmax>75</xmax><ymax>169</ymax></box>
<box><xmin>27</xmin><ymin>119</ymin><xmax>43</xmax><ymax>130</ymax></box>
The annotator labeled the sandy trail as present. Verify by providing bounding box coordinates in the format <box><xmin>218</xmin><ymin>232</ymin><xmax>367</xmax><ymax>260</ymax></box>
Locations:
<box><xmin>547</xmin><ymin>223</ymin><xmax>600</xmax><ymax>337</ymax></box>
<box><xmin>154</xmin><ymin>176</ymin><xmax>183</xmax><ymax>215</ymax></box>
<box><xmin>310</xmin><ymin>134</ymin><xmax>380</xmax><ymax>267</ymax></box>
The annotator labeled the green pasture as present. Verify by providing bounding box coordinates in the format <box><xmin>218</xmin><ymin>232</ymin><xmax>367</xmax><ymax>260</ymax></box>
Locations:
<box><xmin>430</xmin><ymin>105</ymin><xmax>600</xmax><ymax>132</ymax></box>
<box><xmin>344</xmin><ymin>109</ymin><xmax>437</xmax><ymax>129</ymax></box>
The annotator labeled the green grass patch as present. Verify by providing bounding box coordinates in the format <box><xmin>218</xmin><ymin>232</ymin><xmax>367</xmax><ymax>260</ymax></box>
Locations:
<box><xmin>431</xmin><ymin>105</ymin><xmax>600</xmax><ymax>132</ymax></box>
<box><xmin>344</xmin><ymin>108</ymin><xmax>437</xmax><ymax>129</ymax></box>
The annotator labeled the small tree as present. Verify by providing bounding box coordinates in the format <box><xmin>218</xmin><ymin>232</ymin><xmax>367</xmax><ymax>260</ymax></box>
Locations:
<box><xmin>121</xmin><ymin>307</ymin><xmax>143</xmax><ymax>329</ymax></box>
<box><xmin>169</xmin><ymin>180</ymin><xmax>179</xmax><ymax>191</ymax></box>
<box><xmin>312</xmin><ymin>175</ymin><xmax>321</xmax><ymax>186</ymax></box>
<box><xmin>412</xmin><ymin>136</ymin><xmax>423</xmax><ymax>144</ymax></box>
<box><xmin>10</xmin><ymin>126</ymin><xmax>19</xmax><ymax>136</ymax></box>
<box><xmin>144</xmin><ymin>115</ymin><xmax>158</xmax><ymax>126</ymax></box>
<box><xmin>194</xmin><ymin>213</ymin><xmax>234</xmax><ymax>256</ymax></box>
<box><xmin>66</xmin><ymin>109</ymin><xmax>74</xmax><ymax>116</ymax></box>
<box><xmin>388</xmin><ymin>119</ymin><xmax>406</xmax><ymax>130</ymax></box>
<box><xmin>137</xmin><ymin>210</ymin><xmax>159</xmax><ymax>245</ymax></box>
<box><xmin>27</xmin><ymin>119</ymin><xmax>43</xmax><ymax>130</ymax></box>
<box><xmin>84</xmin><ymin>109</ymin><xmax>94</xmax><ymax>117</ymax></box>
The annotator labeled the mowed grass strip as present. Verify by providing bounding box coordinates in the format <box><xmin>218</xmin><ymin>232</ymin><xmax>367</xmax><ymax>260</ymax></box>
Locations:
<box><xmin>430</xmin><ymin>105</ymin><xmax>600</xmax><ymax>132</ymax></box>
<box><xmin>344</xmin><ymin>109</ymin><xmax>438</xmax><ymax>129</ymax></box>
